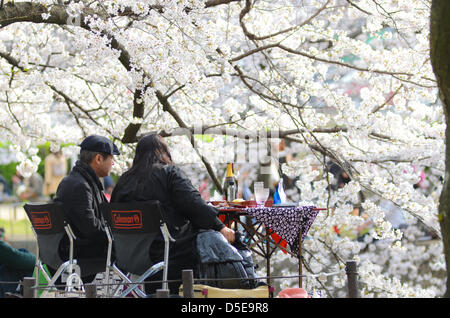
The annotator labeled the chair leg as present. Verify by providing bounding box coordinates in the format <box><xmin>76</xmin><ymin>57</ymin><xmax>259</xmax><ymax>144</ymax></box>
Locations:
<box><xmin>104</xmin><ymin>226</ymin><xmax>114</xmax><ymax>298</ymax></box>
<box><xmin>109</xmin><ymin>265</ymin><xmax>145</xmax><ymax>298</ymax></box>
<box><xmin>34</xmin><ymin>242</ymin><xmax>40</xmax><ymax>293</ymax></box>
<box><xmin>34</xmin><ymin>261</ymin><xmax>51</xmax><ymax>297</ymax></box>
<box><xmin>103</xmin><ymin>266</ymin><xmax>111</xmax><ymax>298</ymax></box>
<box><xmin>37</xmin><ymin>262</ymin><xmax>52</xmax><ymax>283</ymax></box>
<box><xmin>40</xmin><ymin>261</ymin><xmax>70</xmax><ymax>298</ymax></box>
<box><xmin>163</xmin><ymin>239</ymin><xmax>169</xmax><ymax>291</ymax></box>
<box><xmin>110</xmin><ymin>265</ymin><xmax>133</xmax><ymax>297</ymax></box>
<box><xmin>118</xmin><ymin>277</ymin><xmax>146</xmax><ymax>298</ymax></box>
<box><xmin>160</xmin><ymin>223</ymin><xmax>174</xmax><ymax>291</ymax></box>
<box><xmin>118</xmin><ymin>262</ymin><xmax>164</xmax><ymax>298</ymax></box>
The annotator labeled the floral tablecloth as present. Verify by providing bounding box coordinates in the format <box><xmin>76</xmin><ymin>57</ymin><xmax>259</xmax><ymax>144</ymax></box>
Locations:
<box><xmin>244</xmin><ymin>206</ymin><xmax>319</xmax><ymax>254</ymax></box>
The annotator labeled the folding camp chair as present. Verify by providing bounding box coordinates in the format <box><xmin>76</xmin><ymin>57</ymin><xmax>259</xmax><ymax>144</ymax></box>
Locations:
<box><xmin>100</xmin><ymin>200</ymin><xmax>175</xmax><ymax>298</ymax></box>
<box><xmin>24</xmin><ymin>202</ymin><xmax>107</xmax><ymax>297</ymax></box>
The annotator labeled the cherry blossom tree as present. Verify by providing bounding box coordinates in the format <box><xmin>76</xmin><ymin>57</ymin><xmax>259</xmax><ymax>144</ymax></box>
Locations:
<box><xmin>430</xmin><ymin>0</ymin><xmax>450</xmax><ymax>298</ymax></box>
<box><xmin>0</xmin><ymin>0</ymin><xmax>445</xmax><ymax>297</ymax></box>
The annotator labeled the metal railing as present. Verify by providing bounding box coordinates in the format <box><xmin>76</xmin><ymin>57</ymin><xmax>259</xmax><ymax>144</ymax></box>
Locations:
<box><xmin>6</xmin><ymin>260</ymin><xmax>359</xmax><ymax>299</ymax></box>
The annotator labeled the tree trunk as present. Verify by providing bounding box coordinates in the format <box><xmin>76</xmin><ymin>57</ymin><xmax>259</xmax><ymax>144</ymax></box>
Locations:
<box><xmin>430</xmin><ymin>0</ymin><xmax>450</xmax><ymax>298</ymax></box>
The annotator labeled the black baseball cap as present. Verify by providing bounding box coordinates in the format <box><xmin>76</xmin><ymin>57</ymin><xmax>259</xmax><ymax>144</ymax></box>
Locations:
<box><xmin>80</xmin><ymin>135</ymin><xmax>120</xmax><ymax>155</ymax></box>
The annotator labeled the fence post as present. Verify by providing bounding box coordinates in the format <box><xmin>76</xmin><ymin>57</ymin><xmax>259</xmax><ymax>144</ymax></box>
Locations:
<box><xmin>23</xmin><ymin>277</ymin><xmax>35</xmax><ymax>298</ymax></box>
<box><xmin>85</xmin><ymin>283</ymin><xmax>97</xmax><ymax>298</ymax></box>
<box><xmin>156</xmin><ymin>289</ymin><xmax>169</xmax><ymax>298</ymax></box>
<box><xmin>182</xmin><ymin>269</ymin><xmax>194</xmax><ymax>298</ymax></box>
<box><xmin>345</xmin><ymin>260</ymin><xmax>359</xmax><ymax>298</ymax></box>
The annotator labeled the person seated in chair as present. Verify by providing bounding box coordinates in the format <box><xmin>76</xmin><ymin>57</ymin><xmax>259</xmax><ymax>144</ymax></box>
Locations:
<box><xmin>0</xmin><ymin>228</ymin><xmax>36</xmax><ymax>298</ymax></box>
<box><xmin>110</xmin><ymin>133</ymin><xmax>234</xmax><ymax>295</ymax></box>
<box><xmin>55</xmin><ymin>135</ymin><xmax>120</xmax><ymax>282</ymax></box>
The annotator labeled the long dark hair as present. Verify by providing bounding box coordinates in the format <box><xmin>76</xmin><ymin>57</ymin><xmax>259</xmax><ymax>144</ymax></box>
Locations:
<box><xmin>131</xmin><ymin>134</ymin><xmax>173</xmax><ymax>168</ymax></box>
<box><xmin>112</xmin><ymin>134</ymin><xmax>173</xmax><ymax>199</ymax></box>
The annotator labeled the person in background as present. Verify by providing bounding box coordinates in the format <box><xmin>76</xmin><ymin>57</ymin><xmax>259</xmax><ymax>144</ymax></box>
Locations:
<box><xmin>12</xmin><ymin>170</ymin><xmax>44</xmax><ymax>202</ymax></box>
<box><xmin>111</xmin><ymin>133</ymin><xmax>234</xmax><ymax>295</ymax></box>
<box><xmin>327</xmin><ymin>161</ymin><xmax>352</xmax><ymax>190</ymax></box>
<box><xmin>102</xmin><ymin>175</ymin><xmax>114</xmax><ymax>201</ymax></box>
<box><xmin>0</xmin><ymin>173</ymin><xmax>11</xmax><ymax>202</ymax></box>
<box><xmin>0</xmin><ymin>228</ymin><xmax>36</xmax><ymax>298</ymax></box>
<box><xmin>44</xmin><ymin>151</ymin><xmax>67</xmax><ymax>200</ymax></box>
<box><xmin>277</xmin><ymin>139</ymin><xmax>295</xmax><ymax>190</ymax></box>
<box><xmin>198</xmin><ymin>177</ymin><xmax>210</xmax><ymax>201</ymax></box>
<box><xmin>237</xmin><ymin>169</ymin><xmax>253</xmax><ymax>201</ymax></box>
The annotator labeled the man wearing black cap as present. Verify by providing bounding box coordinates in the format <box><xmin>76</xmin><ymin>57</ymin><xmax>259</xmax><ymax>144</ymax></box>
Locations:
<box><xmin>54</xmin><ymin>135</ymin><xmax>120</xmax><ymax>281</ymax></box>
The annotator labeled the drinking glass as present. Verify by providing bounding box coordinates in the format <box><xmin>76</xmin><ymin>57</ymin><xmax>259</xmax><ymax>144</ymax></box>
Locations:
<box><xmin>254</xmin><ymin>188</ymin><xmax>270</xmax><ymax>207</ymax></box>
<box><xmin>254</xmin><ymin>182</ymin><xmax>264</xmax><ymax>191</ymax></box>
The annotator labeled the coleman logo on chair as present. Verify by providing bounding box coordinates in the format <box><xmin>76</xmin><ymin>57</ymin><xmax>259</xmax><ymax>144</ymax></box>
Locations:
<box><xmin>31</xmin><ymin>211</ymin><xmax>52</xmax><ymax>229</ymax></box>
<box><xmin>111</xmin><ymin>210</ymin><xmax>143</xmax><ymax>229</ymax></box>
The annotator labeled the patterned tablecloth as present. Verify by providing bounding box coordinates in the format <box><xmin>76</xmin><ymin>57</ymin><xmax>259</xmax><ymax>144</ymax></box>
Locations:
<box><xmin>244</xmin><ymin>206</ymin><xmax>319</xmax><ymax>254</ymax></box>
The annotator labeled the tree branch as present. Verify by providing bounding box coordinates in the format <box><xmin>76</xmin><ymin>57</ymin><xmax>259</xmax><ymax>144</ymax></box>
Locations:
<box><xmin>205</xmin><ymin>0</ymin><xmax>242</xmax><ymax>7</ymax></box>
<box><xmin>155</xmin><ymin>91</ymin><xmax>224</xmax><ymax>193</ymax></box>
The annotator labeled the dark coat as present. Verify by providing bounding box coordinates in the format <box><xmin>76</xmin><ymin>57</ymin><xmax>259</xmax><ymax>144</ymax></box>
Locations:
<box><xmin>111</xmin><ymin>164</ymin><xmax>224</xmax><ymax>236</ymax></box>
<box><xmin>0</xmin><ymin>241</ymin><xmax>36</xmax><ymax>297</ymax></box>
<box><xmin>55</xmin><ymin>160</ymin><xmax>108</xmax><ymax>259</ymax></box>
<box><xmin>110</xmin><ymin>164</ymin><xmax>224</xmax><ymax>281</ymax></box>
<box><xmin>0</xmin><ymin>241</ymin><xmax>35</xmax><ymax>270</ymax></box>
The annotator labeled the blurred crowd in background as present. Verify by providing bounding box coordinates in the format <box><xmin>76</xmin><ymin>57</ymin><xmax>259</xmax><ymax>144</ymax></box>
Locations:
<box><xmin>0</xmin><ymin>150</ymin><xmax>114</xmax><ymax>204</ymax></box>
<box><xmin>0</xmin><ymin>139</ymin><xmax>435</xmax><ymax>243</ymax></box>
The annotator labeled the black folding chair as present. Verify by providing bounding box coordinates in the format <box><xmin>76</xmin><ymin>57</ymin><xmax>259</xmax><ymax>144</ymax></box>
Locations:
<box><xmin>24</xmin><ymin>202</ymin><xmax>107</xmax><ymax>297</ymax></box>
<box><xmin>100</xmin><ymin>200</ymin><xmax>175</xmax><ymax>298</ymax></box>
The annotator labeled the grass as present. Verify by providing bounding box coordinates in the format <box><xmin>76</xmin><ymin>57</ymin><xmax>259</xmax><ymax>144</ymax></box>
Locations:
<box><xmin>0</xmin><ymin>218</ymin><xmax>34</xmax><ymax>238</ymax></box>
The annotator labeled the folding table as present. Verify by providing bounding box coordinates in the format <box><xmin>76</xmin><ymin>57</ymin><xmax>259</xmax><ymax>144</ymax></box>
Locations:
<box><xmin>216</xmin><ymin>204</ymin><xmax>324</xmax><ymax>288</ymax></box>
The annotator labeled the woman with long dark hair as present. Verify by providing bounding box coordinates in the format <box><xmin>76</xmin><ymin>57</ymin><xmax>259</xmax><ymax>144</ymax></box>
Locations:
<box><xmin>111</xmin><ymin>134</ymin><xmax>234</xmax><ymax>294</ymax></box>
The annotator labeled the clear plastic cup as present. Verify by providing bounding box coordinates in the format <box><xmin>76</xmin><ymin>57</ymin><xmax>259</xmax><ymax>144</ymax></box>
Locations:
<box><xmin>254</xmin><ymin>182</ymin><xmax>264</xmax><ymax>190</ymax></box>
<box><xmin>254</xmin><ymin>188</ymin><xmax>270</xmax><ymax>207</ymax></box>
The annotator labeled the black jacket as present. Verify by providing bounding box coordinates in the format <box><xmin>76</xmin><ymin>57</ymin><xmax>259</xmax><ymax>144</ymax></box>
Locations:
<box><xmin>111</xmin><ymin>164</ymin><xmax>225</xmax><ymax>289</ymax></box>
<box><xmin>111</xmin><ymin>164</ymin><xmax>224</xmax><ymax>237</ymax></box>
<box><xmin>55</xmin><ymin>160</ymin><xmax>108</xmax><ymax>258</ymax></box>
